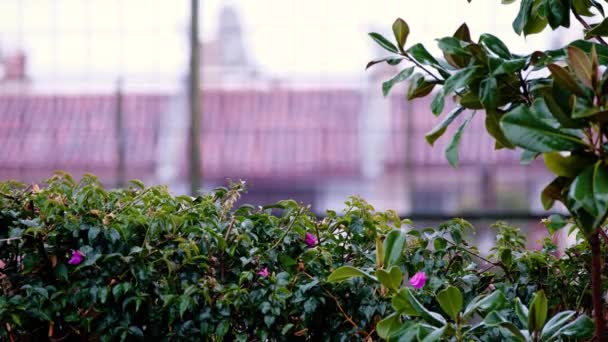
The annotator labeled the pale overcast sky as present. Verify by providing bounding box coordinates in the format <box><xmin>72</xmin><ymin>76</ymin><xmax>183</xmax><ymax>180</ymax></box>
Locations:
<box><xmin>0</xmin><ymin>0</ymin><xmax>578</xmax><ymax>89</ymax></box>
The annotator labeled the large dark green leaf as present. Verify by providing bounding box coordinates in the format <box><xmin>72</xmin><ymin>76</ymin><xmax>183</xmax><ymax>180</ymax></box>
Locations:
<box><xmin>369</xmin><ymin>32</ymin><xmax>399</xmax><ymax>53</ymax></box>
<box><xmin>513</xmin><ymin>0</ymin><xmax>534</xmax><ymax>35</ymax></box>
<box><xmin>556</xmin><ymin>315</ymin><xmax>594</xmax><ymax>339</ymax></box>
<box><xmin>500</xmin><ymin>102</ymin><xmax>587</xmax><ymax>152</ymax></box>
<box><xmin>540</xmin><ymin>86</ymin><xmax>581</xmax><ymax>128</ymax></box>
<box><xmin>546</xmin><ymin>0</ymin><xmax>570</xmax><ymax>29</ymax></box>
<box><xmin>540</xmin><ymin>311</ymin><xmax>576</xmax><ymax>340</ymax></box>
<box><xmin>479</xmin><ymin>33</ymin><xmax>511</xmax><ymax>58</ymax></box>
<box><xmin>523</xmin><ymin>0</ymin><xmax>549</xmax><ymax>35</ymax></box>
<box><xmin>425</xmin><ymin>107</ymin><xmax>466</xmax><ymax>146</ymax></box>
<box><xmin>446</xmin><ymin>112</ymin><xmax>475</xmax><ymax>167</ymax></box>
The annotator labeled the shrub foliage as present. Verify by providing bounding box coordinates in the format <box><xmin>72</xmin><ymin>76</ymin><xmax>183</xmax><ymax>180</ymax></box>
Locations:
<box><xmin>0</xmin><ymin>173</ymin><xmax>598</xmax><ymax>341</ymax></box>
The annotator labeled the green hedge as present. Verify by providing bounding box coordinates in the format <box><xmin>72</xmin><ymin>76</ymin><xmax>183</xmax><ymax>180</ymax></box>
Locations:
<box><xmin>0</xmin><ymin>173</ymin><xmax>598</xmax><ymax>341</ymax></box>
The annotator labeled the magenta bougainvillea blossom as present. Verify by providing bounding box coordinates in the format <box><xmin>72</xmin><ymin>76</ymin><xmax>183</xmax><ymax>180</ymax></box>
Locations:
<box><xmin>409</xmin><ymin>271</ymin><xmax>427</xmax><ymax>289</ymax></box>
<box><xmin>304</xmin><ymin>232</ymin><xmax>318</xmax><ymax>247</ymax></box>
<box><xmin>68</xmin><ymin>250</ymin><xmax>85</xmax><ymax>265</ymax></box>
<box><xmin>257</xmin><ymin>267</ymin><xmax>269</xmax><ymax>278</ymax></box>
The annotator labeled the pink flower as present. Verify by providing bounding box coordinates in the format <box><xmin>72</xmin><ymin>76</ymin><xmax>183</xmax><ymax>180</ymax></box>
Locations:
<box><xmin>304</xmin><ymin>232</ymin><xmax>318</xmax><ymax>247</ymax></box>
<box><xmin>68</xmin><ymin>250</ymin><xmax>85</xmax><ymax>265</ymax></box>
<box><xmin>257</xmin><ymin>267</ymin><xmax>269</xmax><ymax>278</ymax></box>
<box><xmin>409</xmin><ymin>271</ymin><xmax>427</xmax><ymax>289</ymax></box>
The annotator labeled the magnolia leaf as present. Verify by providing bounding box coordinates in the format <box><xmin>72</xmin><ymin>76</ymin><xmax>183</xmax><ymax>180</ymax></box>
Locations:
<box><xmin>392</xmin><ymin>18</ymin><xmax>410</xmax><ymax>52</ymax></box>
<box><xmin>369</xmin><ymin>32</ymin><xmax>399</xmax><ymax>53</ymax></box>
<box><xmin>568</xmin><ymin>46</ymin><xmax>594</xmax><ymax>89</ymax></box>
<box><xmin>425</xmin><ymin>107</ymin><xmax>466</xmax><ymax>146</ymax></box>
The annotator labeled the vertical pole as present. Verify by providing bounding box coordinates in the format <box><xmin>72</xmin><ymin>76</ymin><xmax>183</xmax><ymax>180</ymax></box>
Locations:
<box><xmin>189</xmin><ymin>0</ymin><xmax>202</xmax><ymax>195</ymax></box>
<box><xmin>404</xmin><ymin>99</ymin><xmax>416</xmax><ymax>215</ymax></box>
<box><xmin>115</xmin><ymin>78</ymin><xmax>126</xmax><ymax>188</ymax></box>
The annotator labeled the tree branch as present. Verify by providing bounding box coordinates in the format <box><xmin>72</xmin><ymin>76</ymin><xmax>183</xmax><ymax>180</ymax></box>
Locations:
<box><xmin>574</xmin><ymin>12</ymin><xmax>608</xmax><ymax>46</ymax></box>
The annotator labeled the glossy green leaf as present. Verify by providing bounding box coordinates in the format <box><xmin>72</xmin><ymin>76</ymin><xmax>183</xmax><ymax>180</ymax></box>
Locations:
<box><xmin>491</xmin><ymin>58</ymin><xmax>527</xmax><ymax>76</ymax></box>
<box><xmin>523</xmin><ymin>0</ymin><xmax>549</xmax><ymax>35</ymax></box>
<box><xmin>392</xmin><ymin>288</ymin><xmax>420</xmax><ymax>316</ymax></box>
<box><xmin>432</xmin><ymin>66</ymin><xmax>481</xmax><ymax>115</ymax></box>
<box><xmin>567</xmin><ymin>162</ymin><xmax>608</xmax><ymax>232</ymax></box>
<box><xmin>555</xmin><ymin>315</ymin><xmax>594</xmax><ymax>339</ymax></box>
<box><xmin>327</xmin><ymin>266</ymin><xmax>378</xmax><ymax>283</ymax></box>
<box><xmin>500</xmin><ymin>103</ymin><xmax>587</xmax><ymax>152</ymax></box>
<box><xmin>425</xmin><ymin>107</ymin><xmax>466</xmax><ymax>146</ymax></box>
<box><xmin>463</xmin><ymin>290</ymin><xmax>507</xmax><ymax>318</ymax></box>
<box><xmin>377</xmin><ymin>313</ymin><xmax>402</xmax><ymax>339</ymax></box>
<box><xmin>446</xmin><ymin>112</ymin><xmax>475</xmax><ymax>167</ymax></box>
<box><xmin>436</xmin><ymin>286</ymin><xmax>463</xmax><ymax>320</ymax></box>
<box><xmin>392</xmin><ymin>18</ymin><xmax>410</xmax><ymax>52</ymax></box>
<box><xmin>528</xmin><ymin>290</ymin><xmax>548</xmax><ymax>333</ymax></box>
<box><xmin>513</xmin><ymin>0</ymin><xmax>534</xmax><ymax>35</ymax></box>
<box><xmin>540</xmin><ymin>310</ymin><xmax>576</xmax><ymax>340</ymax></box>
<box><xmin>406</xmin><ymin>43</ymin><xmax>441</xmax><ymax>67</ymax></box>
<box><xmin>539</xmin><ymin>87</ymin><xmax>581</xmax><ymax>129</ymax></box>
<box><xmin>403</xmin><ymin>288</ymin><xmax>447</xmax><ymax>327</ymax></box>
<box><xmin>479</xmin><ymin>33</ymin><xmax>511</xmax><ymax>58</ymax></box>
<box><xmin>383</xmin><ymin>230</ymin><xmax>407</xmax><ymax>267</ymax></box>
<box><xmin>407</xmin><ymin>74</ymin><xmax>437</xmax><ymax>100</ymax></box>
<box><xmin>486</xmin><ymin>109</ymin><xmax>515</xmax><ymax>149</ymax></box>
<box><xmin>513</xmin><ymin>298</ymin><xmax>529</xmax><ymax>329</ymax></box>
<box><xmin>369</xmin><ymin>32</ymin><xmax>399</xmax><ymax>53</ymax></box>
<box><xmin>546</xmin><ymin>0</ymin><xmax>570</xmax><ymax>29</ymax></box>
<box><xmin>543</xmin><ymin>152</ymin><xmax>594</xmax><ymax>177</ymax></box>
<box><xmin>479</xmin><ymin>77</ymin><xmax>498</xmax><ymax>109</ymax></box>
<box><xmin>382</xmin><ymin>67</ymin><xmax>415</xmax><ymax>96</ymax></box>
<box><xmin>573</xmin><ymin>0</ymin><xmax>596</xmax><ymax>16</ymax></box>
<box><xmin>376</xmin><ymin>266</ymin><xmax>403</xmax><ymax>290</ymax></box>
<box><xmin>419</xmin><ymin>325</ymin><xmax>446</xmax><ymax>342</ymax></box>
<box><xmin>585</xmin><ymin>17</ymin><xmax>608</xmax><ymax>38</ymax></box>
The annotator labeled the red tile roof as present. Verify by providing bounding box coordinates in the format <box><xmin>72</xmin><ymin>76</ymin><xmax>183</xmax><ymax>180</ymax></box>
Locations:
<box><xmin>0</xmin><ymin>90</ymin><xmax>532</xmax><ymax>185</ymax></box>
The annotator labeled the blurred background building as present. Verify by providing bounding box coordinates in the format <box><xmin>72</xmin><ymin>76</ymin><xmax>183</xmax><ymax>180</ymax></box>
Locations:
<box><xmin>0</xmin><ymin>0</ymin><xmax>575</xmax><ymax>247</ymax></box>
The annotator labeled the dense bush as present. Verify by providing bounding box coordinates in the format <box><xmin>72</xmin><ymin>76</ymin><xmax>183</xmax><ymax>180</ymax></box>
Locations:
<box><xmin>0</xmin><ymin>173</ymin><xmax>599</xmax><ymax>341</ymax></box>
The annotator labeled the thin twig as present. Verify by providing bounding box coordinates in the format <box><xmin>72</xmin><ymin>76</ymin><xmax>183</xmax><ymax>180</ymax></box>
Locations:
<box><xmin>574</xmin><ymin>12</ymin><xmax>608</xmax><ymax>46</ymax></box>
<box><xmin>518</xmin><ymin>72</ymin><xmax>532</xmax><ymax>105</ymax></box>
<box><xmin>269</xmin><ymin>208</ymin><xmax>305</xmax><ymax>249</ymax></box>
<box><xmin>404</xmin><ymin>55</ymin><xmax>443</xmax><ymax>83</ymax></box>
